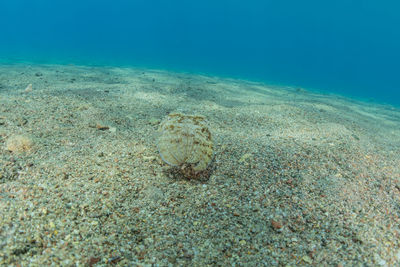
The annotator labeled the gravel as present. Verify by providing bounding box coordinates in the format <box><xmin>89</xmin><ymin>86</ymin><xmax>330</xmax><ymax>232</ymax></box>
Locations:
<box><xmin>0</xmin><ymin>64</ymin><xmax>399</xmax><ymax>266</ymax></box>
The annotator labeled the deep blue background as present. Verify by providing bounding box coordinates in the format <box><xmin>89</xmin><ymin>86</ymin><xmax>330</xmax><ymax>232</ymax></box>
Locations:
<box><xmin>1</xmin><ymin>0</ymin><xmax>399</xmax><ymax>106</ymax></box>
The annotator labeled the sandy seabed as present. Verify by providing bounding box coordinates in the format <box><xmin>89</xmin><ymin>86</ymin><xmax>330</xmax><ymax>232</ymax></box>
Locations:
<box><xmin>0</xmin><ymin>64</ymin><xmax>399</xmax><ymax>266</ymax></box>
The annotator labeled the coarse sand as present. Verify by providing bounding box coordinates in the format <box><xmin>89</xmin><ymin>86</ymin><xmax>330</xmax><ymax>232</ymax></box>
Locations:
<box><xmin>0</xmin><ymin>64</ymin><xmax>399</xmax><ymax>266</ymax></box>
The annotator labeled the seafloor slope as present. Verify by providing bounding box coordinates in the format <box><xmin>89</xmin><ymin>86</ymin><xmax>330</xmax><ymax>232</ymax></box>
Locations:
<box><xmin>0</xmin><ymin>64</ymin><xmax>399</xmax><ymax>266</ymax></box>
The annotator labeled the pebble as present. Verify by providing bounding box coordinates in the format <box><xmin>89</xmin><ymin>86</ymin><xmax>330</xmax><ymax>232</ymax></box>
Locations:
<box><xmin>302</xmin><ymin>255</ymin><xmax>313</xmax><ymax>264</ymax></box>
<box><xmin>96</xmin><ymin>124</ymin><xmax>109</xmax><ymax>130</ymax></box>
<box><xmin>271</xmin><ymin>219</ymin><xmax>283</xmax><ymax>230</ymax></box>
<box><xmin>148</xmin><ymin>118</ymin><xmax>160</xmax><ymax>125</ymax></box>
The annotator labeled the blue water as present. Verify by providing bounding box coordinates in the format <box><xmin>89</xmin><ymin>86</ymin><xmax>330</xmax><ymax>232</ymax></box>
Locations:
<box><xmin>1</xmin><ymin>0</ymin><xmax>399</xmax><ymax>106</ymax></box>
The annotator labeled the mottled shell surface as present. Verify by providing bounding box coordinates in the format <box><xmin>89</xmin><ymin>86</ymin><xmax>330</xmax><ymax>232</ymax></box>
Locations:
<box><xmin>157</xmin><ymin>113</ymin><xmax>213</xmax><ymax>172</ymax></box>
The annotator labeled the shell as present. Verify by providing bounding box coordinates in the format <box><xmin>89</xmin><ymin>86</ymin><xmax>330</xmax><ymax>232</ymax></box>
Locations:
<box><xmin>157</xmin><ymin>113</ymin><xmax>213</xmax><ymax>172</ymax></box>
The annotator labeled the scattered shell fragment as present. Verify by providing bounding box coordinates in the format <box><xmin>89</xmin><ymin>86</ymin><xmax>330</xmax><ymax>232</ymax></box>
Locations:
<box><xmin>239</xmin><ymin>153</ymin><xmax>252</xmax><ymax>163</ymax></box>
<box><xmin>5</xmin><ymin>134</ymin><xmax>34</xmax><ymax>153</ymax></box>
<box><xmin>302</xmin><ymin>255</ymin><xmax>313</xmax><ymax>264</ymax></box>
<box><xmin>25</xmin><ymin>83</ymin><xmax>33</xmax><ymax>92</ymax></box>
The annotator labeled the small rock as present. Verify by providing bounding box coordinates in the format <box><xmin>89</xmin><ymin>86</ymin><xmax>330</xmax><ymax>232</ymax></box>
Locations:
<box><xmin>87</xmin><ymin>257</ymin><xmax>100</xmax><ymax>267</ymax></box>
<box><xmin>0</xmin><ymin>116</ymin><xmax>6</xmax><ymax>125</ymax></box>
<box><xmin>148</xmin><ymin>118</ymin><xmax>160</xmax><ymax>125</ymax></box>
<box><xmin>16</xmin><ymin>117</ymin><xmax>28</xmax><ymax>126</ymax></box>
<box><xmin>41</xmin><ymin>207</ymin><xmax>48</xmax><ymax>215</ymax></box>
<box><xmin>96</xmin><ymin>124</ymin><xmax>109</xmax><ymax>130</ymax></box>
<box><xmin>302</xmin><ymin>255</ymin><xmax>313</xmax><ymax>264</ymax></box>
<box><xmin>143</xmin><ymin>156</ymin><xmax>156</xmax><ymax>161</ymax></box>
<box><xmin>239</xmin><ymin>153</ymin><xmax>252</xmax><ymax>163</ymax></box>
<box><xmin>270</xmin><ymin>219</ymin><xmax>283</xmax><ymax>230</ymax></box>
